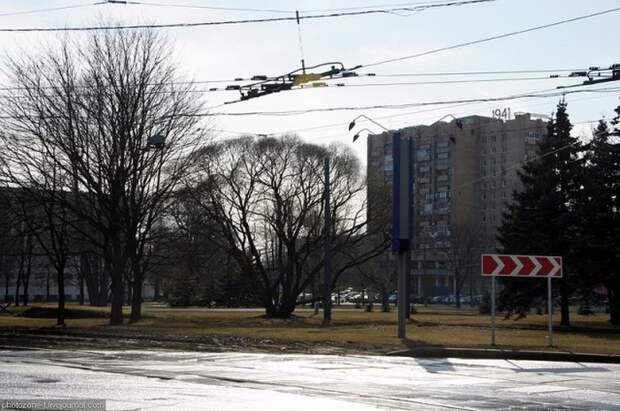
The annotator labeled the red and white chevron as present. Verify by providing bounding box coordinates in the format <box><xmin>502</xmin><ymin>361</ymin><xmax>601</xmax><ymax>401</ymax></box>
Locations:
<box><xmin>481</xmin><ymin>254</ymin><xmax>562</xmax><ymax>278</ymax></box>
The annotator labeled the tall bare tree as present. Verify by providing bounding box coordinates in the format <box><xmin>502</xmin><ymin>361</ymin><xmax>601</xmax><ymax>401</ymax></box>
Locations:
<box><xmin>185</xmin><ymin>136</ymin><xmax>387</xmax><ymax>318</ymax></box>
<box><xmin>0</xmin><ymin>27</ymin><xmax>205</xmax><ymax>324</ymax></box>
<box><xmin>445</xmin><ymin>224</ymin><xmax>481</xmax><ymax>309</ymax></box>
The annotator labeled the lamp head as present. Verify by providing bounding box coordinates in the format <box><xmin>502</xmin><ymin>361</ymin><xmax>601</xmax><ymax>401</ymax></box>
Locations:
<box><xmin>348</xmin><ymin>121</ymin><xmax>356</xmax><ymax>131</ymax></box>
<box><xmin>147</xmin><ymin>134</ymin><xmax>166</xmax><ymax>148</ymax></box>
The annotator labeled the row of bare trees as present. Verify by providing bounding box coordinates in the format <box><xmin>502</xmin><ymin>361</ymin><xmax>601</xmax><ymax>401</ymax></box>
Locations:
<box><xmin>0</xmin><ymin>28</ymin><xmax>203</xmax><ymax>324</ymax></box>
<box><xmin>0</xmin><ymin>27</ymin><xmax>390</xmax><ymax>322</ymax></box>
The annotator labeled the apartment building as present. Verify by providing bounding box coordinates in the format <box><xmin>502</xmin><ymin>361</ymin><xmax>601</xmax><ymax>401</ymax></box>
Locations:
<box><xmin>367</xmin><ymin>112</ymin><xmax>548</xmax><ymax>298</ymax></box>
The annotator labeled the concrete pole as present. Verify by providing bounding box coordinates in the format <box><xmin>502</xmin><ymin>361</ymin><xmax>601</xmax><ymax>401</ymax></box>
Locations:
<box><xmin>398</xmin><ymin>252</ymin><xmax>407</xmax><ymax>338</ymax></box>
<box><xmin>323</xmin><ymin>157</ymin><xmax>333</xmax><ymax>326</ymax></box>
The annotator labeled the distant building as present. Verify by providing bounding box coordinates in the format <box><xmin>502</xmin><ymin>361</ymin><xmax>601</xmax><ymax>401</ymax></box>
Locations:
<box><xmin>367</xmin><ymin>113</ymin><xmax>549</xmax><ymax>299</ymax></box>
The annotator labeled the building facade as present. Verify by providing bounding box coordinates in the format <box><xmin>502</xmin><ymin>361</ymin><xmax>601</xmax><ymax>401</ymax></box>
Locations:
<box><xmin>367</xmin><ymin>113</ymin><xmax>548</xmax><ymax>299</ymax></box>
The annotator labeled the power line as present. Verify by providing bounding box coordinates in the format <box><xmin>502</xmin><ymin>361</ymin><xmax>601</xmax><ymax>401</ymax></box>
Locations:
<box><xmin>203</xmin><ymin>86</ymin><xmax>620</xmax><ymax>117</ymax></box>
<box><xmin>108</xmin><ymin>1</ymin><xmax>294</xmax><ymax>14</ymax></box>
<box><xmin>288</xmin><ymin>93</ymin><xmax>617</xmax><ymax>142</ymax></box>
<box><xmin>0</xmin><ymin>1</ymin><xmax>106</xmax><ymax>18</ymax></box>
<box><xmin>0</xmin><ymin>75</ymin><xmax>579</xmax><ymax>96</ymax></box>
<box><xmin>301</xmin><ymin>0</ymin><xmax>483</xmax><ymax>13</ymax></box>
<box><xmin>0</xmin><ymin>0</ymin><xmax>496</xmax><ymax>32</ymax></box>
<box><xmin>361</xmin><ymin>69</ymin><xmax>587</xmax><ymax>78</ymax></box>
<box><xmin>74</xmin><ymin>67</ymin><xmax>580</xmax><ymax>86</ymax></box>
<box><xmin>296</xmin><ymin>75</ymin><xmax>576</xmax><ymax>89</ymax></box>
<box><xmin>361</xmin><ymin>6</ymin><xmax>620</xmax><ymax>68</ymax></box>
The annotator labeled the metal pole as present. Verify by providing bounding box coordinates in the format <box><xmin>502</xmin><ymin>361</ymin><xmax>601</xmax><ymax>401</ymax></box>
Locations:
<box><xmin>295</xmin><ymin>11</ymin><xmax>306</xmax><ymax>74</ymax></box>
<box><xmin>398</xmin><ymin>251</ymin><xmax>407</xmax><ymax>338</ymax></box>
<box><xmin>491</xmin><ymin>276</ymin><xmax>496</xmax><ymax>346</ymax></box>
<box><xmin>548</xmin><ymin>276</ymin><xmax>553</xmax><ymax>347</ymax></box>
<box><xmin>405</xmin><ymin>250</ymin><xmax>411</xmax><ymax>319</ymax></box>
<box><xmin>323</xmin><ymin>157</ymin><xmax>332</xmax><ymax>326</ymax></box>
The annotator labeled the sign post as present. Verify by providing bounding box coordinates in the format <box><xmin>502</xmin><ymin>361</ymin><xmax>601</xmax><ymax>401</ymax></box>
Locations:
<box><xmin>481</xmin><ymin>254</ymin><xmax>562</xmax><ymax>347</ymax></box>
<box><xmin>491</xmin><ymin>275</ymin><xmax>496</xmax><ymax>346</ymax></box>
<box><xmin>548</xmin><ymin>276</ymin><xmax>553</xmax><ymax>346</ymax></box>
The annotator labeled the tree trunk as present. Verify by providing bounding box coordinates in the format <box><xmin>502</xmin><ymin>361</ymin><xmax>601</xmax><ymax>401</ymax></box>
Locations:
<box><xmin>46</xmin><ymin>272</ymin><xmax>50</xmax><ymax>301</ymax></box>
<box><xmin>14</xmin><ymin>267</ymin><xmax>21</xmax><ymax>307</ymax></box>
<box><xmin>110</xmin><ymin>271</ymin><xmax>124</xmax><ymax>325</ymax></box>
<box><xmin>4</xmin><ymin>272</ymin><xmax>9</xmax><ymax>302</ymax></box>
<box><xmin>266</xmin><ymin>304</ymin><xmax>296</xmax><ymax>319</ymax></box>
<box><xmin>57</xmin><ymin>267</ymin><xmax>65</xmax><ymax>326</ymax></box>
<box><xmin>21</xmin><ymin>277</ymin><xmax>29</xmax><ymax>306</ymax></box>
<box><xmin>609</xmin><ymin>282</ymin><xmax>620</xmax><ymax>326</ymax></box>
<box><xmin>455</xmin><ymin>274</ymin><xmax>461</xmax><ymax>309</ymax></box>
<box><xmin>130</xmin><ymin>260</ymin><xmax>143</xmax><ymax>322</ymax></box>
<box><xmin>560</xmin><ymin>279</ymin><xmax>570</xmax><ymax>326</ymax></box>
<box><xmin>79</xmin><ymin>273</ymin><xmax>85</xmax><ymax>306</ymax></box>
<box><xmin>21</xmin><ymin>254</ymin><xmax>32</xmax><ymax>307</ymax></box>
<box><xmin>381</xmin><ymin>288</ymin><xmax>391</xmax><ymax>312</ymax></box>
<box><xmin>153</xmin><ymin>276</ymin><xmax>160</xmax><ymax>301</ymax></box>
<box><xmin>108</xmin><ymin>245</ymin><xmax>125</xmax><ymax>325</ymax></box>
<box><xmin>125</xmin><ymin>275</ymin><xmax>133</xmax><ymax>306</ymax></box>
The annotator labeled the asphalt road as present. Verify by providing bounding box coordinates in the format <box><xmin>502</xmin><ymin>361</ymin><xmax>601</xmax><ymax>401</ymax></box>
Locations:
<box><xmin>2</xmin><ymin>349</ymin><xmax>620</xmax><ymax>410</ymax></box>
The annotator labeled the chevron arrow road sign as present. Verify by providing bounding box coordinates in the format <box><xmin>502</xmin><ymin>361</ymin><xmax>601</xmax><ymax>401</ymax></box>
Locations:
<box><xmin>481</xmin><ymin>254</ymin><xmax>562</xmax><ymax>278</ymax></box>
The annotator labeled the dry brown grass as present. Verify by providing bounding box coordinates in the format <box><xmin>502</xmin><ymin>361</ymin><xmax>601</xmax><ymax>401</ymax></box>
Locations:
<box><xmin>1</xmin><ymin>303</ymin><xmax>618</xmax><ymax>355</ymax></box>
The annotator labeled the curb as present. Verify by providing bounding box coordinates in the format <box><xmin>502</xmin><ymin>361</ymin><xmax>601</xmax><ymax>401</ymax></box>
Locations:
<box><xmin>386</xmin><ymin>347</ymin><xmax>620</xmax><ymax>363</ymax></box>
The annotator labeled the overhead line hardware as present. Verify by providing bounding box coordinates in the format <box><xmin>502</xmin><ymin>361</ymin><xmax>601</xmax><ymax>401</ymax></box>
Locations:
<box><xmin>579</xmin><ymin>64</ymin><xmax>620</xmax><ymax>86</ymax></box>
<box><xmin>225</xmin><ymin>62</ymin><xmax>361</xmax><ymax>104</ymax></box>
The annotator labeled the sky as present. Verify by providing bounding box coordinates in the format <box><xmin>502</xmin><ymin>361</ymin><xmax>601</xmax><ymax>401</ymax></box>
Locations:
<box><xmin>0</xmin><ymin>0</ymin><xmax>618</xmax><ymax>164</ymax></box>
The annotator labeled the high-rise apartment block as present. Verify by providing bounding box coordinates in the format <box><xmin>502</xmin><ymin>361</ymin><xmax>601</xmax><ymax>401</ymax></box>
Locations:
<box><xmin>367</xmin><ymin>113</ymin><xmax>548</xmax><ymax>298</ymax></box>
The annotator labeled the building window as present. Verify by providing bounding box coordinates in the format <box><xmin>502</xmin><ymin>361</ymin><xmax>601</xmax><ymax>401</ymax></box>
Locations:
<box><xmin>416</xmin><ymin>149</ymin><xmax>430</xmax><ymax>161</ymax></box>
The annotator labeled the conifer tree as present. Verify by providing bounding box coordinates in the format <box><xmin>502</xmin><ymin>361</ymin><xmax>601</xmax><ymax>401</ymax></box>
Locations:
<box><xmin>584</xmin><ymin>108</ymin><xmax>620</xmax><ymax>324</ymax></box>
<box><xmin>498</xmin><ymin>99</ymin><xmax>583</xmax><ymax>326</ymax></box>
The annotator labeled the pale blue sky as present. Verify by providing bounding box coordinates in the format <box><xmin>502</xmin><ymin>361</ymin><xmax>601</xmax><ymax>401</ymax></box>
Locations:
<box><xmin>1</xmin><ymin>0</ymin><xmax>618</xmax><ymax>162</ymax></box>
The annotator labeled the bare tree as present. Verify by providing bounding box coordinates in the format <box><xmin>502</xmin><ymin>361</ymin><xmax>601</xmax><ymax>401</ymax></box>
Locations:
<box><xmin>0</xmin><ymin>27</ymin><xmax>205</xmax><ymax>324</ymax></box>
<box><xmin>185</xmin><ymin>136</ymin><xmax>387</xmax><ymax>318</ymax></box>
<box><xmin>445</xmin><ymin>224</ymin><xmax>480</xmax><ymax>309</ymax></box>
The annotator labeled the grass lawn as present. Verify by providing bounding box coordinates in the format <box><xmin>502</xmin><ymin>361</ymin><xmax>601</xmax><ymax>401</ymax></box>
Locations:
<box><xmin>0</xmin><ymin>303</ymin><xmax>618</xmax><ymax>355</ymax></box>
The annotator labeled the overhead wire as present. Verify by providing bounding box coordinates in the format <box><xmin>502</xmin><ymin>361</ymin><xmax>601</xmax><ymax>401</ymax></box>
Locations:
<box><xmin>0</xmin><ymin>72</ymin><xmax>586</xmax><ymax>94</ymax></box>
<box><xmin>295</xmin><ymin>75</ymin><xmax>578</xmax><ymax>90</ymax></box>
<box><xmin>360</xmin><ymin>69</ymin><xmax>588</xmax><ymax>78</ymax></box>
<box><xmin>202</xmin><ymin>86</ymin><xmax>620</xmax><ymax>117</ymax></box>
<box><xmin>360</xmin><ymin>6</ymin><xmax>620</xmax><ymax>68</ymax></box>
<box><xmin>112</xmin><ymin>1</ymin><xmax>294</xmax><ymax>14</ymax></box>
<box><xmin>301</xmin><ymin>0</ymin><xmax>477</xmax><ymax>13</ymax></box>
<box><xmin>0</xmin><ymin>1</ymin><xmax>106</xmax><ymax>18</ymax></box>
<box><xmin>294</xmin><ymin>93</ymin><xmax>617</xmax><ymax>142</ymax></box>
<box><xmin>0</xmin><ymin>0</ymin><xmax>497</xmax><ymax>32</ymax></box>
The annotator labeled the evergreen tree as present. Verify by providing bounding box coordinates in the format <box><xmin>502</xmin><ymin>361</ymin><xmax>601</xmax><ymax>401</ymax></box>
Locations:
<box><xmin>497</xmin><ymin>99</ymin><xmax>583</xmax><ymax>326</ymax></box>
<box><xmin>585</xmin><ymin>107</ymin><xmax>620</xmax><ymax>324</ymax></box>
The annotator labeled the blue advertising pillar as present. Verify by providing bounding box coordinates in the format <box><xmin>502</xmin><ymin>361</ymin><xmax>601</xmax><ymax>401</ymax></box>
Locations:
<box><xmin>391</xmin><ymin>132</ymin><xmax>413</xmax><ymax>338</ymax></box>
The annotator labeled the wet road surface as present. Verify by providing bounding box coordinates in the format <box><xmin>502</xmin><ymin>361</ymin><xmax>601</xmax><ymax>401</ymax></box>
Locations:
<box><xmin>1</xmin><ymin>349</ymin><xmax>620</xmax><ymax>410</ymax></box>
